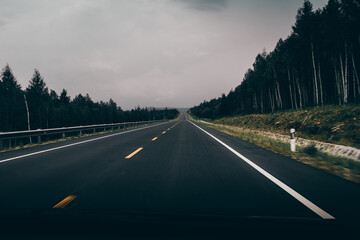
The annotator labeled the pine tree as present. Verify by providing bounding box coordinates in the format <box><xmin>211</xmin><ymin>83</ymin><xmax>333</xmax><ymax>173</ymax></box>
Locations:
<box><xmin>26</xmin><ymin>69</ymin><xmax>50</xmax><ymax>129</ymax></box>
<box><xmin>0</xmin><ymin>64</ymin><xmax>24</xmax><ymax>131</ymax></box>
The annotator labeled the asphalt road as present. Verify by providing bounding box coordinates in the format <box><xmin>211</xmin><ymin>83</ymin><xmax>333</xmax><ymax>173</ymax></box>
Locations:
<box><xmin>0</xmin><ymin>114</ymin><xmax>360</xmax><ymax>223</ymax></box>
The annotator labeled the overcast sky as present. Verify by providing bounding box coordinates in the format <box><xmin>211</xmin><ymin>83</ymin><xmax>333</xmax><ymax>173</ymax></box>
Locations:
<box><xmin>0</xmin><ymin>0</ymin><xmax>327</xmax><ymax>109</ymax></box>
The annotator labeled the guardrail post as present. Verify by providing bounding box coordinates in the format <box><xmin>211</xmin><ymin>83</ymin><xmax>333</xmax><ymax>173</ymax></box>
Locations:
<box><xmin>62</xmin><ymin>133</ymin><xmax>66</xmax><ymax>139</ymax></box>
<box><xmin>79</xmin><ymin>130</ymin><xmax>83</xmax><ymax>137</ymax></box>
<box><xmin>37</xmin><ymin>135</ymin><xmax>41</xmax><ymax>144</ymax></box>
<box><xmin>93</xmin><ymin>129</ymin><xmax>96</xmax><ymax>134</ymax></box>
<box><xmin>103</xmin><ymin>127</ymin><xmax>106</xmax><ymax>132</ymax></box>
<box><xmin>290</xmin><ymin>128</ymin><xmax>296</xmax><ymax>152</ymax></box>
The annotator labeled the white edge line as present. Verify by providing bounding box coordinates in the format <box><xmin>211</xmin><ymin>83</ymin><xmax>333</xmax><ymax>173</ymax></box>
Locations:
<box><xmin>188</xmin><ymin>119</ymin><xmax>335</xmax><ymax>220</ymax></box>
<box><xmin>0</xmin><ymin>121</ymin><xmax>171</xmax><ymax>164</ymax></box>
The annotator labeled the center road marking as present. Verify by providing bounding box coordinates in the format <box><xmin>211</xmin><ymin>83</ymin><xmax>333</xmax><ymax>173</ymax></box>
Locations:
<box><xmin>125</xmin><ymin>147</ymin><xmax>143</xmax><ymax>159</ymax></box>
<box><xmin>162</xmin><ymin>131</ymin><xmax>166</xmax><ymax>134</ymax></box>
<box><xmin>171</xmin><ymin>121</ymin><xmax>181</xmax><ymax>128</ymax></box>
<box><xmin>53</xmin><ymin>195</ymin><xmax>77</xmax><ymax>208</ymax></box>
<box><xmin>188</xmin><ymin>120</ymin><xmax>335</xmax><ymax>220</ymax></box>
<box><xmin>152</xmin><ymin>137</ymin><xmax>158</xmax><ymax>141</ymax></box>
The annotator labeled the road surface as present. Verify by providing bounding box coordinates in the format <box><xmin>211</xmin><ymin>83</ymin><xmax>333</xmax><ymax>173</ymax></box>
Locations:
<box><xmin>0</xmin><ymin>114</ymin><xmax>360</xmax><ymax>222</ymax></box>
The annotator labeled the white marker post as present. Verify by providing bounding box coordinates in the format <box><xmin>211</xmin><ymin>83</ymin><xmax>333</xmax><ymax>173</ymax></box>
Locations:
<box><xmin>290</xmin><ymin>128</ymin><xmax>296</xmax><ymax>152</ymax></box>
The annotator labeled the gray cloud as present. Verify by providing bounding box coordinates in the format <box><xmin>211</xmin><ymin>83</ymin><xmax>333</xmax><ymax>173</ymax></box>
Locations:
<box><xmin>176</xmin><ymin>0</ymin><xmax>228</xmax><ymax>11</ymax></box>
<box><xmin>0</xmin><ymin>18</ymin><xmax>6</xmax><ymax>27</ymax></box>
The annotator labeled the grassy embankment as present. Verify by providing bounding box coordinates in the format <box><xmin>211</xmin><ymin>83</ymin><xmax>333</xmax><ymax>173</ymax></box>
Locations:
<box><xmin>190</xmin><ymin>105</ymin><xmax>360</xmax><ymax>183</ymax></box>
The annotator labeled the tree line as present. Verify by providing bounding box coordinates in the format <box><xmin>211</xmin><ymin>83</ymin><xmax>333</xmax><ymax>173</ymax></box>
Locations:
<box><xmin>0</xmin><ymin>65</ymin><xmax>179</xmax><ymax>132</ymax></box>
<box><xmin>190</xmin><ymin>0</ymin><xmax>360</xmax><ymax>119</ymax></box>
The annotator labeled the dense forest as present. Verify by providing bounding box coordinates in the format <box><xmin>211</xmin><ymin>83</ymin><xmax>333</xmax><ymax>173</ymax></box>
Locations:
<box><xmin>190</xmin><ymin>0</ymin><xmax>360</xmax><ymax>119</ymax></box>
<box><xmin>0</xmin><ymin>65</ymin><xmax>179</xmax><ymax>132</ymax></box>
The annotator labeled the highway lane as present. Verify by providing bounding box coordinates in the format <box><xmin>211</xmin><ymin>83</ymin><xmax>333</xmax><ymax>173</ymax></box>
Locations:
<box><xmin>195</xmin><ymin>121</ymin><xmax>360</xmax><ymax>220</ymax></box>
<box><xmin>0</xmin><ymin>114</ymin><xmax>360</xmax><ymax>221</ymax></box>
<box><xmin>0</xmin><ymin>120</ymin><xmax>176</xmax><ymax>208</ymax></box>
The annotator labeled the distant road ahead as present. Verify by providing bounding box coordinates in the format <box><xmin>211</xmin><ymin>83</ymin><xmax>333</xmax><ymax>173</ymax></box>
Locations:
<box><xmin>0</xmin><ymin>114</ymin><xmax>359</xmax><ymax>221</ymax></box>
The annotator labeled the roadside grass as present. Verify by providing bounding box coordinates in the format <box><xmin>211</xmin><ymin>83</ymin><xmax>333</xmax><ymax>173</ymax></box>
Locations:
<box><xmin>0</xmin><ymin>123</ymin><xmax>151</xmax><ymax>154</ymax></box>
<box><xmin>212</xmin><ymin>104</ymin><xmax>360</xmax><ymax>149</ymax></box>
<box><xmin>192</xmin><ymin>117</ymin><xmax>360</xmax><ymax>183</ymax></box>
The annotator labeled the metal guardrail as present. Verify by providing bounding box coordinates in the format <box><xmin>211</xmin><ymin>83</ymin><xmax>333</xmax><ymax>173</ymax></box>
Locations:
<box><xmin>0</xmin><ymin>119</ymin><xmax>165</xmax><ymax>150</ymax></box>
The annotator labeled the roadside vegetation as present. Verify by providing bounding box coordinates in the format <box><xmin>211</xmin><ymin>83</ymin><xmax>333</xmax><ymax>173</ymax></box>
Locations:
<box><xmin>211</xmin><ymin>105</ymin><xmax>360</xmax><ymax>149</ymax></box>
<box><xmin>190</xmin><ymin>0</ymin><xmax>360</xmax><ymax>120</ymax></box>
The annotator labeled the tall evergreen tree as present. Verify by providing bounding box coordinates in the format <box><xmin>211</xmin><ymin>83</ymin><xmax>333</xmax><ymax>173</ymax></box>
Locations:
<box><xmin>59</xmin><ymin>89</ymin><xmax>70</xmax><ymax>105</ymax></box>
<box><xmin>25</xmin><ymin>69</ymin><xmax>50</xmax><ymax>129</ymax></box>
<box><xmin>0</xmin><ymin>64</ymin><xmax>25</xmax><ymax>131</ymax></box>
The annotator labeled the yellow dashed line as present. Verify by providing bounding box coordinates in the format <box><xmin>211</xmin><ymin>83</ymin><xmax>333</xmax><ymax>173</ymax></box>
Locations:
<box><xmin>158</xmin><ymin>121</ymin><xmax>181</xmax><ymax>137</ymax></box>
<box><xmin>152</xmin><ymin>137</ymin><xmax>158</xmax><ymax>141</ymax></box>
<box><xmin>170</xmin><ymin>121</ymin><xmax>181</xmax><ymax>129</ymax></box>
<box><xmin>125</xmin><ymin>147</ymin><xmax>143</xmax><ymax>159</ymax></box>
<box><xmin>53</xmin><ymin>195</ymin><xmax>77</xmax><ymax>208</ymax></box>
